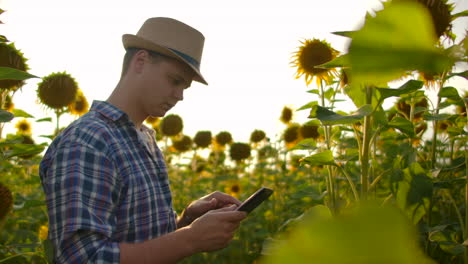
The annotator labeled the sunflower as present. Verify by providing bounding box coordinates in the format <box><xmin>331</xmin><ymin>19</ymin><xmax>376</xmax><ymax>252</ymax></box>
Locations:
<box><xmin>396</xmin><ymin>97</ymin><xmax>428</xmax><ymax>121</ymax></box>
<box><xmin>3</xmin><ymin>94</ymin><xmax>14</xmax><ymax>111</ymax></box>
<box><xmin>215</xmin><ymin>131</ymin><xmax>233</xmax><ymax>146</ymax></box>
<box><xmin>172</xmin><ymin>135</ymin><xmax>192</xmax><ymax>152</ymax></box>
<box><xmin>209</xmin><ymin>150</ymin><xmax>226</xmax><ymax>166</ymax></box>
<box><xmin>15</xmin><ymin>119</ymin><xmax>32</xmax><ymax>135</ymax></box>
<box><xmin>194</xmin><ymin>131</ymin><xmax>212</xmax><ymax>148</ymax></box>
<box><xmin>280</xmin><ymin>106</ymin><xmax>293</xmax><ymax>124</ymax></box>
<box><xmin>37</xmin><ymin>72</ymin><xmax>78</xmax><ymax>110</ymax></box>
<box><xmin>258</xmin><ymin>145</ymin><xmax>278</xmax><ymax>160</ymax></box>
<box><xmin>0</xmin><ymin>183</ymin><xmax>13</xmax><ymax>223</ymax></box>
<box><xmin>68</xmin><ymin>89</ymin><xmax>89</xmax><ymax>116</ymax></box>
<box><xmin>0</xmin><ymin>42</ymin><xmax>29</xmax><ymax>91</ymax></box>
<box><xmin>250</xmin><ymin>129</ymin><xmax>266</xmax><ymax>143</ymax></box>
<box><xmin>229</xmin><ymin>142</ymin><xmax>251</xmax><ymax>161</ymax></box>
<box><xmin>394</xmin><ymin>0</ymin><xmax>453</xmax><ymax>40</ymax></box>
<box><xmin>160</xmin><ymin>114</ymin><xmax>183</xmax><ymax>136</ymax></box>
<box><xmin>300</xmin><ymin>123</ymin><xmax>320</xmax><ymax>139</ymax></box>
<box><xmin>145</xmin><ymin>116</ymin><xmax>160</xmax><ymax>126</ymax></box>
<box><xmin>225</xmin><ymin>180</ymin><xmax>241</xmax><ymax>199</ymax></box>
<box><xmin>38</xmin><ymin>224</ymin><xmax>48</xmax><ymax>241</ymax></box>
<box><xmin>291</xmin><ymin>39</ymin><xmax>339</xmax><ymax>86</ymax></box>
<box><xmin>283</xmin><ymin>124</ymin><xmax>302</xmax><ymax>149</ymax></box>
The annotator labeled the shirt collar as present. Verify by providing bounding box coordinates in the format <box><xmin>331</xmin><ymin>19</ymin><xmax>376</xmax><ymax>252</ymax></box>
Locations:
<box><xmin>90</xmin><ymin>100</ymin><xmax>128</xmax><ymax>122</ymax></box>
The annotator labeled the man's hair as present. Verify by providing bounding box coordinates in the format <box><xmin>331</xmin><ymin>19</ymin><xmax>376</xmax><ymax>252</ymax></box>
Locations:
<box><xmin>120</xmin><ymin>48</ymin><xmax>168</xmax><ymax>77</ymax></box>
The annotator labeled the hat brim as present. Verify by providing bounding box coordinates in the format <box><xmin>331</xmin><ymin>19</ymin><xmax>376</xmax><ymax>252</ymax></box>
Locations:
<box><xmin>122</xmin><ymin>34</ymin><xmax>208</xmax><ymax>85</ymax></box>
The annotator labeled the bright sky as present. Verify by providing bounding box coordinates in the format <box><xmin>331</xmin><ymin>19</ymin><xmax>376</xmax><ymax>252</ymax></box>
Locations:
<box><xmin>1</xmin><ymin>0</ymin><xmax>467</xmax><ymax>144</ymax></box>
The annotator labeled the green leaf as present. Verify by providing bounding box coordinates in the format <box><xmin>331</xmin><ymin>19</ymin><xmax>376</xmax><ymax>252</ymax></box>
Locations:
<box><xmin>331</xmin><ymin>31</ymin><xmax>355</xmax><ymax>38</ymax></box>
<box><xmin>423</xmin><ymin>113</ymin><xmax>451</xmax><ymax>121</ymax></box>
<box><xmin>261</xmin><ymin>203</ymin><xmax>435</xmax><ymax>264</ymax></box>
<box><xmin>392</xmin><ymin>163</ymin><xmax>433</xmax><ymax>224</ymax></box>
<box><xmin>5</xmin><ymin>144</ymin><xmax>45</xmax><ymax>159</ymax></box>
<box><xmin>306</xmin><ymin>89</ymin><xmax>320</xmax><ymax>95</ymax></box>
<box><xmin>297</xmin><ymin>101</ymin><xmax>318</xmax><ymax>111</ymax></box>
<box><xmin>438</xmin><ymin>87</ymin><xmax>461</xmax><ymax>100</ymax></box>
<box><xmin>0</xmin><ymin>35</ymin><xmax>8</xmax><ymax>43</ymax></box>
<box><xmin>452</xmin><ymin>10</ymin><xmax>468</xmax><ymax>20</ymax></box>
<box><xmin>36</xmin><ymin>117</ymin><xmax>53</xmax><ymax>122</ymax></box>
<box><xmin>324</xmin><ymin>88</ymin><xmax>335</xmax><ymax>101</ymax></box>
<box><xmin>388</xmin><ymin>116</ymin><xmax>415</xmax><ymax>137</ymax></box>
<box><xmin>0</xmin><ymin>109</ymin><xmax>14</xmax><ymax>122</ymax></box>
<box><xmin>309</xmin><ymin>105</ymin><xmax>373</xmax><ymax>125</ymax></box>
<box><xmin>301</xmin><ymin>150</ymin><xmax>336</xmax><ymax>166</ymax></box>
<box><xmin>43</xmin><ymin>239</ymin><xmax>55</xmax><ymax>264</ymax></box>
<box><xmin>347</xmin><ymin>2</ymin><xmax>454</xmax><ymax>87</ymax></box>
<box><xmin>377</xmin><ymin>80</ymin><xmax>424</xmax><ymax>100</ymax></box>
<box><xmin>289</xmin><ymin>138</ymin><xmax>317</xmax><ymax>151</ymax></box>
<box><xmin>0</xmin><ymin>67</ymin><xmax>38</xmax><ymax>80</ymax></box>
<box><xmin>446</xmin><ymin>70</ymin><xmax>468</xmax><ymax>80</ymax></box>
<box><xmin>12</xmin><ymin>109</ymin><xmax>34</xmax><ymax>118</ymax></box>
<box><xmin>317</xmin><ymin>54</ymin><xmax>349</xmax><ymax>69</ymax></box>
<box><xmin>13</xmin><ymin>199</ymin><xmax>45</xmax><ymax>210</ymax></box>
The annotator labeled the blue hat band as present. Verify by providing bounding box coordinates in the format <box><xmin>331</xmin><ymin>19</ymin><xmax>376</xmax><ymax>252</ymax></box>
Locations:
<box><xmin>168</xmin><ymin>48</ymin><xmax>200</xmax><ymax>71</ymax></box>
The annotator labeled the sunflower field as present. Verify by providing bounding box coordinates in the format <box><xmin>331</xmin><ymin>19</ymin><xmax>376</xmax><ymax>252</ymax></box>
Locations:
<box><xmin>1</xmin><ymin>0</ymin><xmax>468</xmax><ymax>263</ymax></box>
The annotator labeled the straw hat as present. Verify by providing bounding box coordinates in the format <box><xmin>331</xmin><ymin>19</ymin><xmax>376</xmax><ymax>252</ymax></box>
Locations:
<box><xmin>122</xmin><ymin>17</ymin><xmax>207</xmax><ymax>85</ymax></box>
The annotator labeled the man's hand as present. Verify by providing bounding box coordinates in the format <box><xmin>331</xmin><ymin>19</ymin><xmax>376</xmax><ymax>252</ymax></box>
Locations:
<box><xmin>178</xmin><ymin>191</ymin><xmax>241</xmax><ymax>227</ymax></box>
<box><xmin>186</xmin><ymin>205</ymin><xmax>247</xmax><ymax>252</ymax></box>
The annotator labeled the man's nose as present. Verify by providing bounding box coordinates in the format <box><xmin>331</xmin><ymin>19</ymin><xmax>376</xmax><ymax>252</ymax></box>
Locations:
<box><xmin>173</xmin><ymin>87</ymin><xmax>184</xmax><ymax>101</ymax></box>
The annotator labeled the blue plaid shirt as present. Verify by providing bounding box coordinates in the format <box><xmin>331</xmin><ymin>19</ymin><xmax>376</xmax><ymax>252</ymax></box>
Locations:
<box><xmin>40</xmin><ymin>100</ymin><xmax>177</xmax><ymax>263</ymax></box>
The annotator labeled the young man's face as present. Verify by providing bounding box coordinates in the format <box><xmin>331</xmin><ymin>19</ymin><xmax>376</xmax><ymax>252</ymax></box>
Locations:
<box><xmin>137</xmin><ymin>52</ymin><xmax>194</xmax><ymax>117</ymax></box>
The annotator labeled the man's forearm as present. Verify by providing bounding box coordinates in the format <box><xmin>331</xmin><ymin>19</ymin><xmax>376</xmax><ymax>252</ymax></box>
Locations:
<box><xmin>120</xmin><ymin>226</ymin><xmax>196</xmax><ymax>264</ymax></box>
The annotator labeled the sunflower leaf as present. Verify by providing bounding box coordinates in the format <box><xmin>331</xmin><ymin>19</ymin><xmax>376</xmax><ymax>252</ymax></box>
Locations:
<box><xmin>377</xmin><ymin>80</ymin><xmax>424</xmax><ymax>100</ymax></box>
<box><xmin>12</xmin><ymin>109</ymin><xmax>34</xmax><ymax>118</ymax></box>
<box><xmin>309</xmin><ymin>105</ymin><xmax>372</xmax><ymax>125</ymax></box>
<box><xmin>423</xmin><ymin>113</ymin><xmax>452</xmax><ymax>121</ymax></box>
<box><xmin>347</xmin><ymin>2</ymin><xmax>454</xmax><ymax>86</ymax></box>
<box><xmin>0</xmin><ymin>67</ymin><xmax>38</xmax><ymax>80</ymax></box>
<box><xmin>446</xmin><ymin>70</ymin><xmax>468</xmax><ymax>81</ymax></box>
<box><xmin>297</xmin><ymin>101</ymin><xmax>318</xmax><ymax>111</ymax></box>
<box><xmin>289</xmin><ymin>138</ymin><xmax>317</xmax><ymax>151</ymax></box>
<box><xmin>387</xmin><ymin>117</ymin><xmax>415</xmax><ymax>137</ymax></box>
<box><xmin>317</xmin><ymin>54</ymin><xmax>349</xmax><ymax>69</ymax></box>
<box><xmin>0</xmin><ymin>109</ymin><xmax>14</xmax><ymax>122</ymax></box>
<box><xmin>36</xmin><ymin>117</ymin><xmax>53</xmax><ymax>122</ymax></box>
<box><xmin>301</xmin><ymin>150</ymin><xmax>336</xmax><ymax>166</ymax></box>
<box><xmin>438</xmin><ymin>87</ymin><xmax>461</xmax><ymax>100</ymax></box>
<box><xmin>452</xmin><ymin>10</ymin><xmax>468</xmax><ymax>20</ymax></box>
<box><xmin>331</xmin><ymin>31</ymin><xmax>355</xmax><ymax>38</ymax></box>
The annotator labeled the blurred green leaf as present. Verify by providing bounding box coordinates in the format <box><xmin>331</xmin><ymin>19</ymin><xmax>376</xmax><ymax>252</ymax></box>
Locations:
<box><xmin>306</xmin><ymin>89</ymin><xmax>319</xmax><ymax>95</ymax></box>
<box><xmin>5</xmin><ymin>144</ymin><xmax>45</xmax><ymax>159</ymax></box>
<box><xmin>347</xmin><ymin>2</ymin><xmax>454</xmax><ymax>87</ymax></box>
<box><xmin>446</xmin><ymin>70</ymin><xmax>468</xmax><ymax>80</ymax></box>
<box><xmin>0</xmin><ymin>67</ymin><xmax>38</xmax><ymax>80</ymax></box>
<box><xmin>377</xmin><ymin>80</ymin><xmax>424</xmax><ymax>100</ymax></box>
<box><xmin>331</xmin><ymin>31</ymin><xmax>355</xmax><ymax>38</ymax></box>
<box><xmin>452</xmin><ymin>10</ymin><xmax>468</xmax><ymax>20</ymax></box>
<box><xmin>0</xmin><ymin>109</ymin><xmax>14</xmax><ymax>122</ymax></box>
<box><xmin>388</xmin><ymin>116</ymin><xmax>415</xmax><ymax>137</ymax></box>
<box><xmin>297</xmin><ymin>101</ymin><xmax>318</xmax><ymax>111</ymax></box>
<box><xmin>317</xmin><ymin>54</ymin><xmax>349</xmax><ymax>69</ymax></box>
<box><xmin>423</xmin><ymin>113</ymin><xmax>451</xmax><ymax>121</ymax></box>
<box><xmin>438</xmin><ymin>86</ymin><xmax>461</xmax><ymax>100</ymax></box>
<box><xmin>12</xmin><ymin>109</ymin><xmax>34</xmax><ymax>118</ymax></box>
<box><xmin>36</xmin><ymin>117</ymin><xmax>53</xmax><ymax>122</ymax></box>
<box><xmin>301</xmin><ymin>150</ymin><xmax>336</xmax><ymax>166</ymax></box>
<box><xmin>309</xmin><ymin>105</ymin><xmax>372</xmax><ymax>125</ymax></box>
<box><xmin>289</xmin><ymin>138</ymin><xmax>317</xmax><ymax>151</ymax></box>
<box><xmin>261</xmin><ymin>203</ymin><xmax>435</xmax><ymax>264</ymax></box>
<box><xmin>393</xmin><ymin>163</ymin><xmax>433</xmax><ymax>224</ymax></box>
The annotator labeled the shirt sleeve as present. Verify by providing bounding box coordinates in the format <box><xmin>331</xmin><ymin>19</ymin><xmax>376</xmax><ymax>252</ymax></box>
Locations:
<box><xmin>41</xmin><ymin>139</ymin><xmax>122</xmax><ymax>264</ymax></box>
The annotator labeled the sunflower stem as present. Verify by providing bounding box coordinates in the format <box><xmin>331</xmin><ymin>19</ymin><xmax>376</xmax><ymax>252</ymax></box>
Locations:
<box><xmin>320</xmin><ymin>80</ymin><xmax>336</xmax><ymax>214</ymax></box>
<box><xmin>360</xmin><ymin>86</ymin><xmax>373</xmax><ymax>201</ymax></box>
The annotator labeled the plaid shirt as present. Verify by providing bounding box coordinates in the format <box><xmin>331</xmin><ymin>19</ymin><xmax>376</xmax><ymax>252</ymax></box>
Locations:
<box><xmin>40</xmin><ymin>100</ymin><xmax>177</xmax><ymax>263</ymax></box>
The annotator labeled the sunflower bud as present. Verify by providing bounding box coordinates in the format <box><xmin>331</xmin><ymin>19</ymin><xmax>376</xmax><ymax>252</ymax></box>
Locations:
<box><xmin>215</xmin><ymin>131</ymin><xmax>233</xmax><ymax>146</ymax></box>
<box><xmin>172</xmin><ymin>135</ymin><xmax>192</xmax><ymax>152</ymax></box>
<box><xmin>0</xmin><ymin>43</ymin><xmax>28</xmax><ymax>91</ymax></box>
<box><xmin>250</xmin><ymin>129</ymin><xmax>266</xmax><ymax>143</ymax></box>
<box><xmin>0</xmin><ymin>183</ymin><xmax>13</xmax><ymax>223</ymax></box>
<box><xmin>194</xmin><ymin>131</ymin><xmax>212</xmax><ymax>148</ymax></box>
<box><xmin>229</xmin><ymin>142</ymin><xmax>251</xmax><ymax>161</ymax></box>
<box><xmin>160</xmin><ymin>114</ymin><xmax>183</xmax><ymax>136</ymax></box>
<box><xmin>37</xmin><ymin>72</ymin><xmax>78</xmax><ymax>110</ymax></box>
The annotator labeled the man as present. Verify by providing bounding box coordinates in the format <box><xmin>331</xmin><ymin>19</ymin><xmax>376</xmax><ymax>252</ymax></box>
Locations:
<box><xmin>40</xmin><ymin>17</ymin><xmax>247</xmax><ymax>263</ymax></box>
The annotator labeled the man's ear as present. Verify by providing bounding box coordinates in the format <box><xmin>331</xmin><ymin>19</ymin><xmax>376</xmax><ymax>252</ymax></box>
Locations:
<box><xmin>131</xmin><ymin>50</ymin><xmax>149</xmax><ymax>74</ymax></box>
